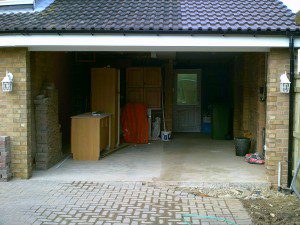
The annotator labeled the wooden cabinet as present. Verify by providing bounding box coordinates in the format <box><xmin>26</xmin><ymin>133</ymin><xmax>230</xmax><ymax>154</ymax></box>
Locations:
<box><xmin>144</xmin><ymin>88</ymin><xmax>161</xmax><ymax>108</ymax></box>
<box><xmin>91</xmin><ymin>68</ymin><xmax>119</xmax><ymax>150</ymax></box>
<box><xmin>126</xmin><ymin>67</ymin><xmax>144</xmax><ymax>87</ymax></box>
<box><xmin>143</xmin><ymin>67</ymin><xmax>162</xmax><ymax>87</ymax></box>
<box><xmin>126</xmin><ymin>87</ymin><xmax>143</xmax><ymax>104</ymax></box>
<box><xmin>126</xmin><ymin>67</ymin><xmax>162</xmax><ymax>108</ymax></box>
<box><xmin>71</xmin><ymin>113</ymin><xmax>110</xmax><ymax>160</ymax></box>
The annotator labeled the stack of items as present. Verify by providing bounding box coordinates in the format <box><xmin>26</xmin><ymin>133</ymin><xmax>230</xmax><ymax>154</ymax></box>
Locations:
<box><xmin>0</xmin><ymin>136</ymin><xmax>12</xmax><ymax>181</ymax></box>
<box><xmin>34</xmin><ymin>83</ymin><xmax>62</xmax><ymax>170</ymax></box>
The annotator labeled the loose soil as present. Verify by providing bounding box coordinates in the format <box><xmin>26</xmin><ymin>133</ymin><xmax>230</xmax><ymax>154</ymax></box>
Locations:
<box><xmin>175</xmin><ymin>186</ymin><xmax>300</xmax><ymax>225</ymax></box>
<box><xmin>241</xmin><ymin>194</ymin><xmax>300</xmax><ymax>225</ymax></box>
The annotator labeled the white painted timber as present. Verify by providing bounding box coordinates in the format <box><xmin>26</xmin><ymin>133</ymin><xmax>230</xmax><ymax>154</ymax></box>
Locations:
<box><xmin>0</xmin><ymin>0</ymin><xmax>34</xmax><ymax>6</ymax></box>
<box><xmin>0</xmin><ymin>34</ymin><xmax>298</xmax><ymax>52</ymax></box>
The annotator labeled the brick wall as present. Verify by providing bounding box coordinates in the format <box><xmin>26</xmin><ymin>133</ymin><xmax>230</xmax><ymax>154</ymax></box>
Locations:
<box><xmin>30</xmin><ymin>52</ymin><xmax>72</xmax><ymax>162</ymax></box>
<box><xmin>266</xmin><ymin>48</ymin><xmax>290</xmax><ymax>187</ymax></box>
<box><xmin>233</xmin><ymin>53</ymin><xmax>266</xmax><ymax>153</ymax></box>
<box><xmin>0</xmin><ymin>48</ymin><xmax>32</xmax><ymax>179</ymax></box>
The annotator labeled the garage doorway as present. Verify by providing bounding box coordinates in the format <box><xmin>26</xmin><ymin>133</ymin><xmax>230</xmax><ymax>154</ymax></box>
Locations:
<box><xmin>173</xmin><ymin>69</ymin><xmax>201</xmax><ymax>132</ymax></box>
<box><xmin>29</xmin><ymin>51</ymin><xmax>267</xmax><ymax>185</ymax></box>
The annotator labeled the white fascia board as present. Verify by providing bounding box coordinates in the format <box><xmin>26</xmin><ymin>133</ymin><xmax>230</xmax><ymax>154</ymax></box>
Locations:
<box><xmin>295</xmin><ymin>38</ymin><xmax>300</xmax><ymax>48</ymax></box>
<box><xmin>0</xmin><ymin>34</ymin><xmax>297</xmax><ymax>52</ymax></box>
<box><xmin>0</xmin><ymin>0</ymin><xmax>34</xmax><ymax>6</ymax></box>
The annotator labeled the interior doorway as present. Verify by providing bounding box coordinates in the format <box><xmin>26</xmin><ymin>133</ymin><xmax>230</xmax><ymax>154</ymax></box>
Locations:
<box><xmin>173</xmin><ymin>69</ymin><xmax>201</xmax><ymax>132</ymax></box>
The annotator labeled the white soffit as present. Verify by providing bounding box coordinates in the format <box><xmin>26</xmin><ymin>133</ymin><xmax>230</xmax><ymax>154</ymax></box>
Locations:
<box><xmin>0</xmin><ymin>34</ymin><xmax>299</xmax><ymax>52</ymax></box>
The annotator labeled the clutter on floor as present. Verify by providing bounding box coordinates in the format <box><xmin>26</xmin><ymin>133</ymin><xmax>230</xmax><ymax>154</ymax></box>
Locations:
<box><xmin>151</xmin><ymin>117</ymin><xmax>161</xmax><ymax>140</ymax></box>
<box><xmin>244</xmin><ymin>153</ymin><xmax>265</xmax><ymax>165</ymax></box>
<box><xmin>234</xmin><ymin>137</ymin><xmax>251</xmax><ymax>156</ymax></box>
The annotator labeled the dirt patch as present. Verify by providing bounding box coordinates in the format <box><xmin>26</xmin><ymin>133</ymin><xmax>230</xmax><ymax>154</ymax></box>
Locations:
<box><xmin>174</xmin><ymin>186</ymin><xmax>300</xmax><ymax>225</ymax></box>
<box><xmin>241</xmin><ymin>195</ymin><xmax>300</xmax><ymax>225</ymax></box>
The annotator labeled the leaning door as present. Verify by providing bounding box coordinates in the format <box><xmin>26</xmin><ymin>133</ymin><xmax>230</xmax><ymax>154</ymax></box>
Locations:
<box><xmin>173</xmin><ymin>70</ymin><xmax>201</xmax><ymax>132</ymax></box>
<box><xmin>293</xmin><ymin>66</ymin><xmax>300</xmax><ymax>178</ymax></box>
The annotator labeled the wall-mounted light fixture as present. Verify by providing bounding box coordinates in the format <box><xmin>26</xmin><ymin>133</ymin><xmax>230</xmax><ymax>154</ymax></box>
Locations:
<box><xmin>1</xmin><ymin>70</ymin><xmax>13</xmax><ymax>92</ymax></box>
<box><xmin>279</xmin><ymin>71</ymin><xmax>291</xmax><ymax>93</ymax></box>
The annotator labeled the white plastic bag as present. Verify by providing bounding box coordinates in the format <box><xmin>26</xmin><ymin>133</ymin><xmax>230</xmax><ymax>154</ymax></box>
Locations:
<box><xmin>152</xmin><ymin>117</ymin><xmax>161</xmax><ymax>140</ymax></box>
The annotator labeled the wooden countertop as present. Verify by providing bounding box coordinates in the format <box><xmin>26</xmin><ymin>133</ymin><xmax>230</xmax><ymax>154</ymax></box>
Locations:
<box><xmin>71</xmin><ymin>112</ymin><xmax>111</xmax><ymax>119</ymax></box>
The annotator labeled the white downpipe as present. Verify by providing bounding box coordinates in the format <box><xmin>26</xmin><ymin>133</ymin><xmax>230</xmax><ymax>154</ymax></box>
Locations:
<box><xmin>278</xmin><ymin>161</ymin><xmax>282</xmax><ymax>191</ymax></box>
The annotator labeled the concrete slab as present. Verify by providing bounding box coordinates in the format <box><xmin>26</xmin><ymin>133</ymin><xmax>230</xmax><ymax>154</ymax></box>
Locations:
<box><xmin>31</xmin><ymin>133</ymin><xmax>267</xmax><ymax>186</ymax></box>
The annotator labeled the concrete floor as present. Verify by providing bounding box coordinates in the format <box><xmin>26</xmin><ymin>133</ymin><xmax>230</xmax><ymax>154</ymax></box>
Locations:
<box><xmin>32</xmin><ymin>133</ymin><xmax>267</xmax><ymax>186</ymax></box>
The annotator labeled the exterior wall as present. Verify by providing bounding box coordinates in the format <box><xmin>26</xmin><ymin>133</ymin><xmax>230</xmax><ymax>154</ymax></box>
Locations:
<box><xmin>0</xmin><ymin>48</ymin><xmax>32</xmax><ymax>179</ymax></box>
<box><xmin>266</xmin><ymin>48</ymin><xmax>290</xmax><ymax>187</ymax></box>
<box><xmin>233</xmin><ymin>53</ymin><xmax>266</xmax><ymax>153</ymax></box>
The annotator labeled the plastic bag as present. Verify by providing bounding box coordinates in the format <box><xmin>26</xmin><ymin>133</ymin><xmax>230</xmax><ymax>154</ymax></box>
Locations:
<box><xmin>152</xmin><ymin>117</ymin><xmax>161</xmax><ymax>140</ymax></box>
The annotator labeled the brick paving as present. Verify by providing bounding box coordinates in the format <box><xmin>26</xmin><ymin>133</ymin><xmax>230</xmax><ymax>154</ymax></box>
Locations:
<box><xmin>0</xmin><ymin>180</ymin><xmax>252</xmax><ymax>225</ymax></box>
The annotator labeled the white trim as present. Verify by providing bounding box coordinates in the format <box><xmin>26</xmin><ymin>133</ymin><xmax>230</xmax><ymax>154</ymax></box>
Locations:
<box><xmin>0</xmin><ymin>34</ymin><xmax>298</xmax><ymax>52</ymax></box>
<box><xmin>0</xmin><ymin>0</ymin><xmax>34</xmax><ymax>6</ymax></box>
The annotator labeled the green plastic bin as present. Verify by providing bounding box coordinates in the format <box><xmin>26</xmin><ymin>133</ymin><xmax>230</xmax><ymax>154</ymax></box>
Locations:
<box><xmin>211</xmin><ymin>104</ymin><xmax>230</xmax><ymax>140</ymax></box>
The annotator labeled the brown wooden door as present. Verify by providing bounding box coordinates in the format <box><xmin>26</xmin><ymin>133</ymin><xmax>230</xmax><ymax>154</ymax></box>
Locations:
<box><xmin>143</xmin><ymin>67</ymin><xmax>162</xmax><ymax>87</ymax></box>
<box><xmin>144</xmin><ymin>87</ymin><xmax>161</xmax><ymax>108</ymax></box>
<box><xmin>91</xmin><ymin>68</ymin><xmax>119</xmax><ymax>150</ymax></box>
<box><xmin>126</xmin><ymin>67</ymin><xmax>144</xmax><ymax>87</ymax></box>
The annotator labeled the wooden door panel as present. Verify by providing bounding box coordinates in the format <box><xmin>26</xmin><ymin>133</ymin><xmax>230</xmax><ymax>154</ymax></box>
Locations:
<box><xmin>91</xmin><ymin>68</ymin><xmax>119</xmax><ymax>150</ymax></box>
<box><xmin>143</xmin><ymin>67</ymin><xmax>162</xmax><ymax>87</ymax></box>
<box><xmin>293</xmin><ymin>76</ymin><xmax>300</xmax><ymax>174</ymax></box>
<box><xmin>144</xmin><ymin>88</ymin><xmax>161</xmax><ymax>108</ymax></box>
<box><xmin>126</xmin><ymin>67</ymin><xmax>144</xmax><ymax>87</ymax></box>
<box><xmin>126</xmin><ymin>87</ymin><xmax>144</xmax><ymax>104</ymax></box>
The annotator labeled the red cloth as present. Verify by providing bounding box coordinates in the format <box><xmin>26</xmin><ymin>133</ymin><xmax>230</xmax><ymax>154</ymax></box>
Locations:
<box><xmin>121</xmin><ymin>103</ymin><xmax>148</xmax><ymax>143</ymax></box>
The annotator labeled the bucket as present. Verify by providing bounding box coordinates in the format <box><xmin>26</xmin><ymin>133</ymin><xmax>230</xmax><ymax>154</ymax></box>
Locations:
<box><xmin>234</xmin><ymin>137</ymin><xmax>251</xmax><ymax>156</ymax></box>
<box><xmin>161</xmin><ymin>131</ymin><xmax>171</xmax><ymax>141</ymax></box>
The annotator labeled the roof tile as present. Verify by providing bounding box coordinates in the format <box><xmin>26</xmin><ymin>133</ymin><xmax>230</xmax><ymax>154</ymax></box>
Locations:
<box><xmin>0</xmin><ymin>0</ymin><xmax>299</xmax><ymax>33</ymax></box>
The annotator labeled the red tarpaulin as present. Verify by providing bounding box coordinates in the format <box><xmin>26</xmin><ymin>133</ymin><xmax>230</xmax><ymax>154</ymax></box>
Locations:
<box><xmin>121</xmin><ymin>103</ymin><xmax>148</xmax><ymax>144</ymax></box>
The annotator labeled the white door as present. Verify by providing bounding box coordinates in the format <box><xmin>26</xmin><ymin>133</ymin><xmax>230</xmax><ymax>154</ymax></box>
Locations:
<box><xmin>173</xmin><ymin>70</ymin><xmax>201</xmax><ymax>132</ymax></box>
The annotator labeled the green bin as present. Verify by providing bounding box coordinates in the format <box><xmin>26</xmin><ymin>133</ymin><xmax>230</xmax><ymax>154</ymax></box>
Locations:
<box><xmin>211</xmin><ymin>104</ymin><xmax>230</xmax><ymax>140</ymax></box>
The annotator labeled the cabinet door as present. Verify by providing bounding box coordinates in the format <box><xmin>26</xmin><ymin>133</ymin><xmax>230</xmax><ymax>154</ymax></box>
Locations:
<box><xmin>126</xmin><ymin>67</ymin><xmax>144</xmax><ymax>87</ymax></box>
<box><xmin>144</xmin><ymin>88</ymin><xmax>161</xmax><ymax>108</ymax></box>
<box><xmin>143</xmin><ymin>67</ymin><xmax>162</xmax><ymax>87</ymax></box>
<box><xmin>126</xmin><ymin>88</ymin><xmax>144</xmax><ymax>104</ymax></box>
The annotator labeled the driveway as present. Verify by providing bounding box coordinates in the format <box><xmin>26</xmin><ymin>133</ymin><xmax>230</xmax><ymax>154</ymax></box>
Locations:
<box><xmin>0</xmin><ymin>180</ymin><xmax>252</xmax><ymax>225</ymax></box>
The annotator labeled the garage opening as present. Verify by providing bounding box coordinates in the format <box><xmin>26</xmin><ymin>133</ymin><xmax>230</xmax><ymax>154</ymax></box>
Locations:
<box><xmin>30</xmin><ymin>51</ymin><xmax>267</xmax><ymax>184</ymax></box>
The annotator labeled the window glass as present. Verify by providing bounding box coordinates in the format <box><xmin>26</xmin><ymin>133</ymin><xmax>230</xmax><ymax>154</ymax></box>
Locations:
<box><xmin>177</xmin><ymin>73</ymin><xmax>198</xmax><ymax>105</ymax></box>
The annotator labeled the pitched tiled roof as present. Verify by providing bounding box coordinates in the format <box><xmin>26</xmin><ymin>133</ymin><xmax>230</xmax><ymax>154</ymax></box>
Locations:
<box><xmin>0</xmin><ymin>0</ymin><xmax>299</xmax><ymax>34</ymax></box>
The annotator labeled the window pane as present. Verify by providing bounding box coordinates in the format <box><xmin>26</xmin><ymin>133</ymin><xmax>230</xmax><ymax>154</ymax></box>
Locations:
<box><xmin>177</xmin><ymin>73</ymin><xmax>197</xmax><ymax>105</ymax></box>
